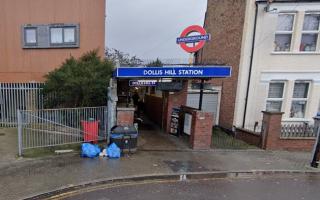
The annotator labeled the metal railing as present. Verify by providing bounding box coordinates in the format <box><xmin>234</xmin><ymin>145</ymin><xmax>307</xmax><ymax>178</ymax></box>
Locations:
<box><xmin>0</xmin><ymin>82</ymin><xmax>44</xmax><ymax>127</ymax></box>
<box><xmin>17</xmin><ymin>106</ymin><xmax>108</xmax><ymax>156</ymax></box>
<box><xmin>281</xmin><ymin>122</ymin><xmax>316</xmax><ymax>138</ymax></box>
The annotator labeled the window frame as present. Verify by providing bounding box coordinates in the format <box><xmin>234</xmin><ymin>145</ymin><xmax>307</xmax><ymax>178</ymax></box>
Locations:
<box><xmin>274</xmin><ymin>13</ymin><xmax>296</xmax><ymax>52</ymax></box>
<box><xmin>300</xmin><ymin>12</ymin><xmax>320</xmax><ymax>52</ymax></box>
<box><xmin>49</xmin><ymin>25</ymin><xmax>77</xmax><ymax>46</ymax></box>
<box><xmin>23</xmin><ymin>27</ymin><xmax>38</xmax><ymax>46</ymax></box>
<box><xmin>289</xmin><ymin>81</ymin><xmax>311</xmax><ymax>118</ymax></box>
<box><xmin>266</xmin><ymin>81</ymin><xmax>286</xmax><ymax>112</ymax></box>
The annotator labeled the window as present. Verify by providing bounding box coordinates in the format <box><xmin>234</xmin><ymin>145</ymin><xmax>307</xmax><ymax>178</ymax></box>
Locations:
<box><xmin>266</xmin><ymin>82</ymin><xmax>285</xmax><ymax>112</ymax></box>
<box><xmin>50</xmin><ymin>26</ymin><xmax>76</xmax><ymax>45</ymax></box>
<box><xmin>64</xmin><ymin>28</ymin><xmax>76</xmax><ymax>43</ymax></box>
<box><xmin>24</xmin><ymin>28</ymin><xmax>37</xmax><ymax>45</ymax></box>
<box><xmin>300</xmin><ymin>13</ymin><xmax>320</xmax><ymax>51</ymax></box>
<box><xmin>290</xmin><ymin>82</ymin><xmax>309</xmax><ymax>118</ymax></box>
<box><xmin>22</xmin><ymin>24</ymin><xmax>79</xmax><ymax>49</ymax></box>
<box><xmin>274</xmin><ymin>14</ymin><xmax>295</xmax><ymax>52</ymax></box>
<box><xmin>50</xmin><ymin>28</ymin><xmax>63</xmax><ymax>44</ymax></box>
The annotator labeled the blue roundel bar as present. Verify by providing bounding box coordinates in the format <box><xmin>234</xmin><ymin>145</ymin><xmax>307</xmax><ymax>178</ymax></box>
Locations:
<box><xmin>114</xmin><ymin>66</ymin><xmax>232</xmax><ymax>78</ymax></box>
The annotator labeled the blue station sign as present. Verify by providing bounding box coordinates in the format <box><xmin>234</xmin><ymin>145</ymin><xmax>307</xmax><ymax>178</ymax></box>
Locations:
<box><xmin>176</xmin><ymin>34</ymin><xmax>211</xmax><ymax>44</ymax></box>
<box><xmin>114</xmin><ymin>66</ymin><xmax>231</xmax><ymax>78</ymax></box>
<box><xmin>129</xmin><ymin>80</ymin><xmax>157</xmax><ymax>87</ymax></box>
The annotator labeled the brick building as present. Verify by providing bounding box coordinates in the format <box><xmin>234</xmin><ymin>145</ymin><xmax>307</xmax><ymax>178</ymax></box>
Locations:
<box><xmin>196</xmin><ymin>0</ymin><xmax>320</xmax><ymax>131</ymax></box>
<box><xmin>0</xmin><ymin>0</ymin><xmax>105</xmax><ymax>125</ymax></box>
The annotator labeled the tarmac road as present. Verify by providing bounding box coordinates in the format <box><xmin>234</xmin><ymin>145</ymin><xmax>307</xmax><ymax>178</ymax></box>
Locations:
<box><xmin>58</xmin><ymin>174</ymin><xmax>320</xmax><ymax>200</ymax></box>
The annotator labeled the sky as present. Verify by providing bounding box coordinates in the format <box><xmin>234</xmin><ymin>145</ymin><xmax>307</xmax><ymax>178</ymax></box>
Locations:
<box><xmin>106</xmin><ymin>0</ymin><xmax>207</xmax><ymax>63</ymax></box>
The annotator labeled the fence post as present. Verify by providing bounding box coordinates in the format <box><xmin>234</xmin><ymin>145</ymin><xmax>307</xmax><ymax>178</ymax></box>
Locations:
<box><xmin>17</xmin><ymin>110</ymin><xmax>23</xmax><ymax>157</ymax></box>
<box><xmin>261</xmin><ymin>111</ymin><xmax>284</xmax><ymax>150</ymax></box>
<box><xmin>104</xmin><ymin>107</ymin><xmax>108</xmax><ymax>142</ymax></box>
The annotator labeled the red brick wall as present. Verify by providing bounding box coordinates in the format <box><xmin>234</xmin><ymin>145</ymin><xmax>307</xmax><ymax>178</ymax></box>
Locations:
<box><xmin>195</xmin><ymin>0</ymin><xmax>247</xmax><ymax>129</ymax></box>
<box><xmin>235</xmin><ymin>128</ymin><xmax>261</xmax><ymax>147</ymax></box>
<box><xmin>117</xmin><ymin>108</ymin><xmax>134</xmax><ymax>126</ymax></box>
<box><xmin>145</xmin><ymin>95</ymin><xmax>163</xmax><ymax>126</ymax></box>
<box><xmin>262</xmin><ymin>112</ymin><xmax>316</xmax><ymax>151</ymax></box>
<box><xmin>190</xmin><ymin>111</ymin><xmax>213</xmax><ymax>150</ymax></box>
<box><xmin>276</xmin><ymin>139</ymin><xmax>315</xmax><ymax>151</ymax></box>
<box><xmin>163</xmin><ymin>81</ymin><xmax>188</xmax><ymax>133</ymax></box>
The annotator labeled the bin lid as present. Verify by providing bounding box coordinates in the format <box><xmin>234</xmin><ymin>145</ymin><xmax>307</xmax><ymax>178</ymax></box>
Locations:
<box><xmin>111</xmin><ymin>125</ymin><xmax>138</xmax><ymax>135</ymax></box>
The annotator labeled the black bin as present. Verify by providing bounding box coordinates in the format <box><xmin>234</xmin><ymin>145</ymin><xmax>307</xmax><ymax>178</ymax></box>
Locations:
<box><xmin>110</xmin><ymin>125</ymin><xmax>138</xmax><ymax>152</ymax></box>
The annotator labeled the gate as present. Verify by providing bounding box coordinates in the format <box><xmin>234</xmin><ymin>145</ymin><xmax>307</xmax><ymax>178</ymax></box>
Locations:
<box><xmin>17</xmin><ymin>106</ymin><xmax>108</xmax><ymax>156</ymax></box>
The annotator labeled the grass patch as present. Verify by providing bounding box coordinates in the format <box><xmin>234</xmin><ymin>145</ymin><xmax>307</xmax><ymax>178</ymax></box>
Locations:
<box><xmin>212</xmin><ymin>127</ymin><xmax>257</xmax><ymax>149</ymax></box>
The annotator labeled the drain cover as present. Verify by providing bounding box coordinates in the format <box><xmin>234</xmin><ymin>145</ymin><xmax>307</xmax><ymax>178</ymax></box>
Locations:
<box><xmin>164</xmin><ymin>160</ymin><xmax>208</xmax><ymax>173</ymax></box>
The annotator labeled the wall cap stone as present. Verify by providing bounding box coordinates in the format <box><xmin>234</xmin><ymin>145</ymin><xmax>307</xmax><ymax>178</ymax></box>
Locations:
<box><xmin>117</xmin><ymin>107</ymin><xmax>135</xmax><ymax>111</ymax></box>
<box><xmin>262</xmin><ymin>111</ymin><xmax>284</xmax><ymax>115</ymax></box>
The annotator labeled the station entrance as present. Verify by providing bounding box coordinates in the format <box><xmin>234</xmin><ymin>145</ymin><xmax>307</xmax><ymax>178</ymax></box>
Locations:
<box><xmin>116</xmin><ymin>78</ymin><xmax>190</xmax><ymax>151</ymax></box>
<box><xmin>111</xmin><ymin>66</ymin><xmax>231</xmax><ymax>150</ymax></box>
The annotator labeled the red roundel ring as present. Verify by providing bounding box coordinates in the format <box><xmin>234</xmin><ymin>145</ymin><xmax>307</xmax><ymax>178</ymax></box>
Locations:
<box><xmin>179</xmin><ymin>25</ymin><xmax>207</xmax><ymax>53</ymax></box>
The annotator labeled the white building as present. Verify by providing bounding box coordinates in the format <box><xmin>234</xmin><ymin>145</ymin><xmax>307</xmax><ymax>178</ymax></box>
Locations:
<box><xmin>236</xmin><ymin>0</ymin><xmax>320</xmax><ymax>129</ymax></box>
<box><xmin>197</xmin><ymin>0</ymin><xmax>320</xmax><ymax>131</ymax></box>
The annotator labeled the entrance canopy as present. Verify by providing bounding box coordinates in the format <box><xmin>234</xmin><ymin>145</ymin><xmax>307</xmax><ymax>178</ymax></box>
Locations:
<box><xmin>113</xmin><ymin>65</ymin><xmax>232</xmax><ymax>78</ymax></box>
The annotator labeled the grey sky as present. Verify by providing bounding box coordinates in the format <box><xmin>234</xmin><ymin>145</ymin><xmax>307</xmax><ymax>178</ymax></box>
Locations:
<box><xmin>106</xmin><ymin>0</ymin><xmax>207</xmax><ymax>62</ymax></box>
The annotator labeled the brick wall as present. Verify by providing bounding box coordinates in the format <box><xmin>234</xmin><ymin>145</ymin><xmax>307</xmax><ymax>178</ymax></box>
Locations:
<box><xmin>180</xmin><ymin>106</ymin><xmax>213</xmax><ymax>150</ymax></box>
<box><xmin>190</xmin><ymin>111</ymin><xmax>213</xmax><ymax>150</ymax></box>
<box><xmin>195</xmin><ymin>0</ymin><xmax>247</xmax><ymax>129</ymax></box>
<box><xmin>145</xmin><ymin>95</ymin><xmax>163</xmax><ymax>126</ymax></box>
<box><xmin>261</xmin><ymin>111</ymin><xmax>316</xmax><ymax>151</ymax></box>
<box><xmin>117</xmin><ymin>107</ymin><xmax>134</xmax><ymax>126</ymax></box>
<box><xmin>163</xmin><ymin>81</ymin><xmax>188</xmax><ymax>133</ymax></box>
<box><xmin>235</xmin><ymin>128</ymin><xmax>262</xmax><ymax>147</ymax></box>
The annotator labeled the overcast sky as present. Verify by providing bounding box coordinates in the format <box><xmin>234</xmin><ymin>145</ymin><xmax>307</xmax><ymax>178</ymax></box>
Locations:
<box><xmin>106</xmin><ymin>0</ymin><xmax>207</xmax><ymax>62</ymax></box>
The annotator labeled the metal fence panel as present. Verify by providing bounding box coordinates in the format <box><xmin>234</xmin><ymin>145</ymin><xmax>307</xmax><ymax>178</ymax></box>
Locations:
<box><xmin>281</xmin><ymin>122</ymin><xmax>316</xmax><ymax>138</ymax></box>
<box><xmin>0</xmin><ymin>82</ymin><xmax>44</xmax><ymax>127</ymax></box>
<box><xmin>17</xmin><ymin>106</ymin><xmax>108</xmax><ymax>156</ymax></box>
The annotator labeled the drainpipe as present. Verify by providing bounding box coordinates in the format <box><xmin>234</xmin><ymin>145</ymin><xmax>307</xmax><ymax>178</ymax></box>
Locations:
<box><xmin>242</xmin><ymin>2</ymin><xmax>258</xmax><ymax>128</ymax></box>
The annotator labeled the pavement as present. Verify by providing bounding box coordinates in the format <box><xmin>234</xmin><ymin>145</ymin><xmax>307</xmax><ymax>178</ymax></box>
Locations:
<box><xmin>0</xmin><ymin>125</ymin><xmax>320</xmax><ymax>200</ymax></box>
<box><xmin>1</xmin><ymin>149</ymin><xmax>319</xmax><ymax>200</ymax></box>
<box><xmin>0</xmin><ymin>128</ymin><xmax>20</xmax><ymax>166</ymax></box>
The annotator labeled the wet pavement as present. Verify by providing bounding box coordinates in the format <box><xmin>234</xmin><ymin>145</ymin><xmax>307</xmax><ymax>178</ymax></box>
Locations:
<box><xmin>0</xmin><ymin>124</ymin><xmax>319</xmax><ymax>200</ymax></box>
<box><xmin>63</xmin><ymin>174</ymin><xmax>320</xmax><ymax>200</ymax></box>
<box><xmin>0</xmin><ymin>150</ymin><xmax>319</xmax><ymax>200</ymax></box>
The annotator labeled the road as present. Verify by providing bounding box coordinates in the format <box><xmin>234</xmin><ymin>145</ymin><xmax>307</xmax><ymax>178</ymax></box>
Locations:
<box><xmin>57</xmin><ymin>174</ymin><xmax>320</xmax><ymax>200</ymax></box>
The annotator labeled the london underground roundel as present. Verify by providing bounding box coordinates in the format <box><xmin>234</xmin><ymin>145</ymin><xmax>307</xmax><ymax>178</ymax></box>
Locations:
<box><xmin>176</xmin><ymin>25</ymin><xmax>211</xmax><ymax>53</ymax></box>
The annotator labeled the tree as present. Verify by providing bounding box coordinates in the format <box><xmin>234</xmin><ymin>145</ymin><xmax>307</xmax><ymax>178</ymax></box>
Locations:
<box><xmin>43</xmin><ymin>50</ymin><xmax>114</xmax><ymax>108</ymax></box>
<box><xmin>105</xmin><ymin>48</ymin><xmax>143</xmax><ymax>66</ymax></box>
<box><xmin>146</xmin><ymin>58</ymin><xmax>163</xmax><ymax>67</ymax></box>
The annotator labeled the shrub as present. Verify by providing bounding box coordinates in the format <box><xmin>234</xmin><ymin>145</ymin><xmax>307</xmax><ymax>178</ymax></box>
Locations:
<box><xmin>43</xmin><ymin>50</ymin><xmax>114</xmax><ymax>108</ymax></box>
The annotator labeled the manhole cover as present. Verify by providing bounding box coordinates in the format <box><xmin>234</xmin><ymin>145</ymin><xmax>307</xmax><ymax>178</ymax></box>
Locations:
<box><xmin>0</xmin><ymin>133</ymin><xmax>5</xmax><ymax>136</ymax></box>
<box><xmin>164</xmin><ymin>160</ymin><xmax>208</xmax><ymax>173</ymax></box>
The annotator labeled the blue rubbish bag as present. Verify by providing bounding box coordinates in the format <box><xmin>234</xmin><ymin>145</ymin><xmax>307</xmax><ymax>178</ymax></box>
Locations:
<box><xmin>81</xmin><ymin>143</ymin><xmax>101</xmax><ymax>158</ymax></box>
<box><xmin>107</xmin><ymin>143</ymin><xmax>121</xmax><ymax>158</ymax></box>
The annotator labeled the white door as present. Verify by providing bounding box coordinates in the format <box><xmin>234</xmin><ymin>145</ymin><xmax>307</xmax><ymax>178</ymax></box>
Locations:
<box><xmin>186</xmin><ymin>92</ymin><xmax>219</xmax><ymax>125</ymax></box>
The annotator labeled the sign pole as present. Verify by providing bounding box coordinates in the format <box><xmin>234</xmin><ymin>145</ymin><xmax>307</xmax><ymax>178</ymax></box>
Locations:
<box><xmin>198</xmin><ymin>79</ymin><xmax>204</xmax><ymax>110</ymax></box>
